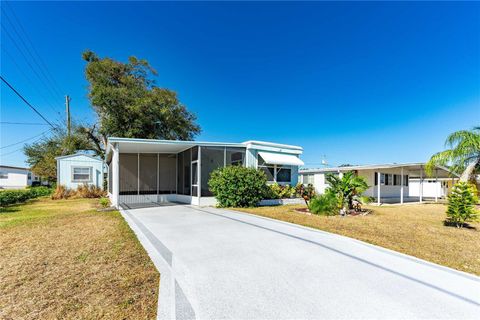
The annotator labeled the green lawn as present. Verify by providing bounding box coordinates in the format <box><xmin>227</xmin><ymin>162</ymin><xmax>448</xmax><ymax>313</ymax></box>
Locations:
<box><xmin>236</xmin><ymin>203</ymin><xmax>480</xmax><ymax>275</ymax></box>
<box><xmin>0</xmin><ymin>198</ymin><xmax>159</xmax><ymax>319</ymax></box>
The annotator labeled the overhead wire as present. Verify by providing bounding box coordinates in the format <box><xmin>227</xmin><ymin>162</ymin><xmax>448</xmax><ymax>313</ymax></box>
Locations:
<box><xmin>1</xmin><ymin>75</ymin><xmax>58</xmax><ymax>129</ymax></box>
<box><xmin>3</xmin><ymin>0</ymin><xmax>65</xmax><ymax>97</ymax></box>
<box><xmin>0</xmin><ymin>129</ymin><xmax>52</xmax><ymax>150</ymax></box>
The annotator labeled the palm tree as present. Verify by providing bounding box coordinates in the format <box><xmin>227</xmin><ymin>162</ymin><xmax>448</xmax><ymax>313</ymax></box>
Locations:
<box><xmin>426</xmin><ymin>127</ymin><xmax>480</xmax><ymax>182</ymax></box>
<box><xmin>325</xmin><ymin>171</ymin><xmax>369</xmax><ymax>210</ymax></box>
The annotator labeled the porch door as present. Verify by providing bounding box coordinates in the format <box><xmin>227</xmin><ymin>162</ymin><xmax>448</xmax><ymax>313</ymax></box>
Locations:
<box><xmin>191</xmin><ymin>161</ymin><xmax>199</xmax><ymax>197</ymax></box>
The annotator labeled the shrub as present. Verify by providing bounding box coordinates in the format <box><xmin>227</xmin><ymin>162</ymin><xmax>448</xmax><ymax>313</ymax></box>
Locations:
<box><xmin>308</xmin><ymin>190</ymin><xmax>339</xmax><ymax>216</ymax></box>
<box><xmin>446</xmin><ymin>182</ymin><xmax>479</xmax><ymax>228</ymax></box>
<box><xmin>295</xmin><ymin>183</ymin><xmax>316</xmax><ymax>206</ymax></box>
<box><xmin>52</xmin><ymin>184</ymin><xmax>106</xmax><ymax>200</ymax></box>
<box><xmin>77</xmin><ymin>184</ymin><xmax>106</xmax><ymax>198</ymax></box>
<box><xmin>51</xmin><ymin>185</ymin><xmax>74</xmax><ymax>200</ymax></box>
<box><xmin>28</xmin><ymin>186</ymin><xmax>53</xmax><ymax>198</ymax></box>
<box><xmin>0</xmin><ymin>187</ymin><xmax>53</xmax><ymax>207</ymax></box>
<box><xmin>99</xmin><ymin>197</ymin><xmax>110</xmax><ymax>208</ymax></box>
<box><xmin>358</xmin><ymin>196</ymin><xmax>375</xmax><ymax>205</ymax></box>
<box><xmin>265</xmin><ymin>183</ymin><xmax>296</xmax><ymax>199</ymax></box>
<box><xmin>208</xmin><ymin>166</ymin><xmax>267</xmax><ymax>207</ymax></box>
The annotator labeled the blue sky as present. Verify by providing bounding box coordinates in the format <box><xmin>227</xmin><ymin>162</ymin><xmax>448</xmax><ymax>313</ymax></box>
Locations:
<box><xmin>1</xmin><ymin>1</ymin><xmax>479</xmax><ymax>168</ymax></box>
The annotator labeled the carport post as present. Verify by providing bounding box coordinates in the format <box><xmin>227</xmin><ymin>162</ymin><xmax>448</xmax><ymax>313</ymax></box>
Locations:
<box><xmin>377</xmin><ymin>171</ymin><xmax>381</xmax><ymax>206</ymax></box>
<box><xmin>435</xmin><ymin>169</ymin><xmax>438</xmax><ymax>202</ymax></box>
<box><xmin>112</xmin><ymin>143</ymin><xmax>120</xmax><ymax>208</ymax></box>
<box><xmin>419</xmin><ymin>167</ymin><xmax>423</xmax><ymax>203</ymax></box>
<box><xmin>400</xmin><ymin>168</ymin><xmax>404</xmax><ymax>204</ymax></box>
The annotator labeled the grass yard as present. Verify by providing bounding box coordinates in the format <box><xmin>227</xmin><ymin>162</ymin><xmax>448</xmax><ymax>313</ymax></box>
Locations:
<box><xmin>0</xmin><ymin>198</ymin><xmax>159</xmax><ymax>319</ymax></box>
<box><xmin>236</xmin><ymin>203</ymin><xmax>480</xmax><ymax>276</ymax></box>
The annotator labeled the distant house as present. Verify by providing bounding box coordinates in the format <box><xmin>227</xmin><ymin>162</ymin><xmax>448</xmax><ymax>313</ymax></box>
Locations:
<box><xmin>0</xmin><ymin>165</ymin><xmax>39</xmax><ymax>189</ymax></box>
<box><xmin>299</xmin><ymin>163</ymin><xmax>459</xmax><ymax>205</ymax></box>
<box><xmin>56</xmin><ymin>154</ymin><xmax>104</xmax><ymax>189</ymax></box>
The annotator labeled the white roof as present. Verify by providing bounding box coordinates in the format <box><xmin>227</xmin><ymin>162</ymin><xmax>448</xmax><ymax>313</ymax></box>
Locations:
<box><xmin>300</xmin><ymin>163</ymin><xmax>458</xmax><ymax>178</ymax></box>
<box><xmin>258</xmin><ymin>151</ymin><xmax>304</xmax><ymax>166</ymax></box>
<box><xmin>55</xmin><ymin>153</ymin><xmax>102</xmax><ymax>161</ymax></box>
<box><xmin>106</xmin><ymin>137</ymin><xmax>303</xmax><ymax>156</ymax></box>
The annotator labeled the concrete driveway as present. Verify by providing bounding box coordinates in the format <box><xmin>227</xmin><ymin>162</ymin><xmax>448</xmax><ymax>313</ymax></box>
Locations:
<box><xmin>121</xmin><ymin>205</ymin><xmax>480</xmax><ymax>320</ymax></box>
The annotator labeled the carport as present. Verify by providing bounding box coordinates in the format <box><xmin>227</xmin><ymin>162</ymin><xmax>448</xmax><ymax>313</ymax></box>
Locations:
<box><xmin>105</xmin><ymin>137</ymin><xmax>304</xmax><ymax>208</ymax></box>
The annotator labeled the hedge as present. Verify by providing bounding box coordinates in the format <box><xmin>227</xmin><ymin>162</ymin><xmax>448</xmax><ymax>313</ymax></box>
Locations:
<box><xmin>0</xmin><ymin>187</ymin><xmax>53</xmax><ymax>207</ymax></box>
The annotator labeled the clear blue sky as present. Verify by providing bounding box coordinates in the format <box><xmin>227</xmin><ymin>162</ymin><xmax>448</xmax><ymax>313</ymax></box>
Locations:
<box><xmin>1</xmin><ymin>1</ymin><xmax>479</xmax><ymax>168</ymax></box>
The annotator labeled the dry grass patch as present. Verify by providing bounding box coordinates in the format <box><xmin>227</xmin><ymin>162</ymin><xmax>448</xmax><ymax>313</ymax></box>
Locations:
<box><xmin>236</xmin><ymin>203</ymin><xmax>480</xmax><ymax>275</ymax></box>
<box><xmin>0</xmin><ymin>198</ymin><xmax>159</xmax><ymax>319</ymax></box>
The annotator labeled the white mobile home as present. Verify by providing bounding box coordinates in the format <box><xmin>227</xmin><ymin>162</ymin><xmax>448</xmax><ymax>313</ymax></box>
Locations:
<box><xmin>299</xmin><ymin>163</ymin><xmax>458</xmax><ymax>205</ymax></box>
<box><xmin>56</xmin><ymin>154</ymin><xmax>104</xmax><ymax>189</ymax></box>
<box><xmin>0</xmin><ymin>165</ymin><xmax>37</xmax><ymax>189</ymax></box>
<box><xmin>105</xmin><ymin>138</ymin><xmax>304</xmax><ymax>208</ymax></box>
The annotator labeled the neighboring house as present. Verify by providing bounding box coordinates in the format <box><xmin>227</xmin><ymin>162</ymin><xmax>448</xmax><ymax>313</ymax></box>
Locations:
<box><xmin>0</xmin><ymin>165</ymin><xmax>38</xmax><ymax>189</ymax></box>
<box><xmin>105</xmin><ymin>137</ymin><xmax>304</xmax><ymax>208</ymax></box>
<box><xmin>56</xmin><ymin>154</ymin><xmax>104</xmax><ymax>189</ymax></box>
<box><xmin>299</xmin><ymin>163</ymin><xmax>459</xmax><ymax>205</ymax></box>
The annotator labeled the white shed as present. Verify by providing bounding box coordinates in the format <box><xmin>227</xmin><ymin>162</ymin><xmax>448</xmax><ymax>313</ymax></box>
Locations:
<box><xmin>56</xmin><ymin>154</ymin><xmax>104</xmax><ymax>189</ymax></box>
<box><xmin>0</xmin><ymin>165</ymin><xmax>36</xmax><ymax>189</ymax></box>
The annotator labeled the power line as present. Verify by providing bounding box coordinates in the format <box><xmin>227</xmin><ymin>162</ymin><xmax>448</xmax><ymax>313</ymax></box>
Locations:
<box><xmin>0</xmin><ymin>146</ymin><xmax>25</xmax><ymax>157</ymax></box>
<box><xmin>0</xmin><ymin>23</ymin><xmax>63</xmax><ymax>108</ymax></box>
<box><xmin>0</xmin><ymin>75</ymin><xmax>57</xmax><ymax>129</ymax></box>
<box><xmin>2</xmin><ymin>47</ymin><xmax>65</xmax><ymax>124</ymax></box>
<box><xmin>0</xmin><ymin>121</ymin><xmax>49</xmax><ymax>125</ymax></box>
<box><xmin>0</xmin><ymin>129</ymin><xmax>51</xmax><ymax>149</ymax></box>
<box><xmin>3</xmin><ymin>1</ymin><xmax>65</xmax><ymax>97</ymax></box>
<box><xmin>1</xmin><ymin>6</ymin><xmax>63</xmax><ymax>100</ymax></box>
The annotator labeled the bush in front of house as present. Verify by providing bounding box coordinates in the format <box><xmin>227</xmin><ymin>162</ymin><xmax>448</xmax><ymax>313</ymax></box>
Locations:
<box><xmin>52</xmin><ymin>184</ymin><xmax>106</xmax><ymax>200</ymax></box>
<box><xmin>264</xmin><ymin>183</ymin><xmax>296</xmax><ymax>199</ymax></box>
<box><xmin>445</xmin><ymin>182</ymin><xmax>479</xmax><ymax>228</ymax></box>
<box><xmin>308</xmin><ymin>190</ymin><xmax>339</xmax><ymax>216</ymax></box>
<box><xmin>295</xmin><ymin>183</ymin><xmax>316</xmax><ymax>206</ymax></box>
<box><xmin>0</xmin><ymin>187</ymin><xmax>53</xmax><ymax>207</ymax></box>
<box><xmin>208</xmin><ymin>166</ymin><xmax>267</xmax><ymax>207</ymax></box>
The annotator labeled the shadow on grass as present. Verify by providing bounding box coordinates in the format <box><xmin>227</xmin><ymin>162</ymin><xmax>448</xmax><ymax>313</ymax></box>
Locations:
<box><xmin>0</xmin><ymin>206</ymin><xmax>21</xmax><ymax>214</ymax></box>
<box><xmin>443</xmin><ymin>220</ymin><xmax>477</xmax><ymax>230</ymax></box>
<box><xmin>0</xmin><ymin>199</ymin><xmax>40</xmax><ymax>214</ymax></box>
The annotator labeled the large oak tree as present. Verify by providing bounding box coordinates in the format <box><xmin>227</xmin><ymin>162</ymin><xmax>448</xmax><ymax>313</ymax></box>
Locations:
<box><xmin>81</xmin><ymin>51</ymin><xmax>201</xmax><ymax>158</ymax></box>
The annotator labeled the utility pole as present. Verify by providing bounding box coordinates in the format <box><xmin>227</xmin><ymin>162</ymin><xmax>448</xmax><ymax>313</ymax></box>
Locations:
<box><xmin>65</xmin><ymin>95</ymin><xmax>71</xmax><ymax>138</ymax></box>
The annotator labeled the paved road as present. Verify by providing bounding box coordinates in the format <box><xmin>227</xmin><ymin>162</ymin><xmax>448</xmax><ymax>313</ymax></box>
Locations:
<box><xmin>121</xmin><ymin>205</ymin><xmax>480</xmax><ymax>320</ymax></box>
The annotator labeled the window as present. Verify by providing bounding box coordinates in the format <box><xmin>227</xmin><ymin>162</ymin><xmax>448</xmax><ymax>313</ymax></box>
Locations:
<box><xmin>260</xmin><ymin>166</ymin><xmax>275</xmax><ymax>181</ymax></box>
<box><xmin>302</xmin><ymin>174</ymin><xmax>314</xmax><ymax>185</ymax></box>
<box><xmin>0</xmin><ymin>172</ymin><xmax>7</xmax><ymax>179</ymax></box>
<box><xmin>226</xmin><ymin>147</ymin><xmax>245</xmax><ymax>166</ymax></box>
<box><xmin>27</xmin><ymin>173</ymin><xmax>32</xmax><ymax>180</ymax></box>
<box><xmin>276</xmin><ymin>167</ymin><xmax>291</xmax><ymax>183</ymax></box>
<box><xmin>257</xmin><ymin>155</ymin><xmax>291</xmax><ymax>183</ymax></box>
<box><xmin>72</xmin><ymin>167</ymin><xmax>92</xmax><ymax>182</ymax></box>
<box><xmin>404</xmin><ymin>175</ymin><xmax>409</xmax><ymax>186</ymax></box>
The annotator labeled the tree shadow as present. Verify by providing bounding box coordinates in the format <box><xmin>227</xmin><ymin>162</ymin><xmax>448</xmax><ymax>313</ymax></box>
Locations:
<box><xmin>443</xmin><ymin>221</ymin><xmax>477</xmax><ymax>230</ymax></box>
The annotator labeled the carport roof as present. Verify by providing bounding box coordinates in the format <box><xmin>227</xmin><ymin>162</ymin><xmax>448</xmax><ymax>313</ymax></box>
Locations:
<box><xmin>106</xmin><ymin>137</ymin><xmax>303</xmax><ymax>157</ymax></box>
<box><xmin>300</xmin><ymin>163</ymin><xmax>459</xmax><ymax>178</ymax></box>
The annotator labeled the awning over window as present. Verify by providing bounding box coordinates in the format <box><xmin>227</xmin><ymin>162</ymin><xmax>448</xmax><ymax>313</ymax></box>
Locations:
<box><xmin>258</xmin><ymin>151</ymin><xmax>304</xmax><ymax>166</ymax></box>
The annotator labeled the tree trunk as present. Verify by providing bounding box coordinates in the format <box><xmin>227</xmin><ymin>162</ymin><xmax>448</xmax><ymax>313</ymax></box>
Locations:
<box><xmin>459</xmin><ymin>158</ymin><xmax>479</xmax><ymax>182</ymax></box>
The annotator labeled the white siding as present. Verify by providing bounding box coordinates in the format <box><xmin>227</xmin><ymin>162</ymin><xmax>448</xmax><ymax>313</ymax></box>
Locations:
<box><xmin>0</xmin><ymin>167</ymin><xmax>30</xmax><ymax>189</ymax></box>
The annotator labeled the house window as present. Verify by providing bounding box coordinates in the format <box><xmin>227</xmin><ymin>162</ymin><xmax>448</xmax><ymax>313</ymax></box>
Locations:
<box><xmin>276</xmin><ymin>167</ymin><xmax>291</xmax><ymax>183</ymax></box>
<box><xmin>257</xmin><ymin>155</ymin><xmax>291</xmax><ymax>183</ymax></box>
<box><xmin>28</xmin><ymin>173</ymin><xmax>32</xmax><ymax>180</ymax></box>
<box><xmin>0</xmin><ymin>172</ymin><xmax>7</xmax><ymax>179</ymax></box>
<box><xmin>72</xmin><ymin>167</ymin><xmax>92</xmax><ymax>182</ymax></box>
<box><xmin>302</xmin><ymin>174</ymin><xmax>314</xmax><ymax>185</ymax></box>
